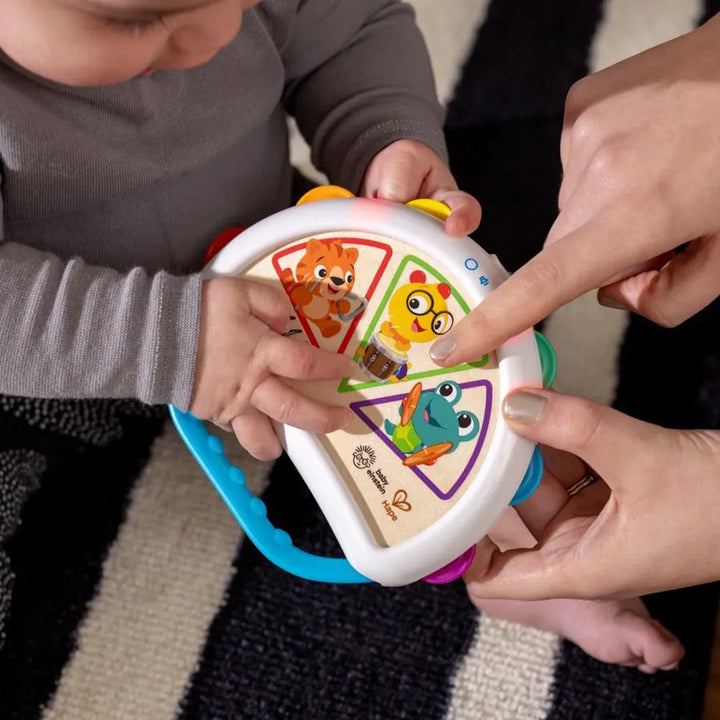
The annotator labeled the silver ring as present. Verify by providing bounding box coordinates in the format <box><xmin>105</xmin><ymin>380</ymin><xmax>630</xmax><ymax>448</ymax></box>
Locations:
<box><xmin>566</xmin><ymin>473</ymin><xmax>599</xmax><ymax>497</ymax></box>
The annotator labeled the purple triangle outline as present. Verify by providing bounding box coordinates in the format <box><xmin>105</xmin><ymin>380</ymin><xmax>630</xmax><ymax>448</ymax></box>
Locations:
<box><xmin>350</xmin><ymin>379</ymin><xmax>493</xmax><ymax>500</ymax></box>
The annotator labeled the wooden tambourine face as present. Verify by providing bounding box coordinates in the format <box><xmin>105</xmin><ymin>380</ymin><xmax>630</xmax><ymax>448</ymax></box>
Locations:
<box><xmin>205</xmin><ymin>197</ymin><xmax>542</xmax><ymax>585</ymax></box>
<box><xmin>242</xmin><ymin>230</ymin><xmax>500</xmax><ymax>548</ymax></box>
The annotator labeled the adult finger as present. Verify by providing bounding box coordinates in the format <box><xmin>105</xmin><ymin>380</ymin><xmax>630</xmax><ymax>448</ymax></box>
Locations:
<box><xmin>507</xmin><ymin>463</ymin><xmax>570</xmax><ymax>540</ymax></box>
<box><xmin>509</xmin><ymin>457</ymin><xmax>608</xmax><ymax>542</ymax></box>
<box><xmin>539</xmin><ymin>445</ymin><xmax>586</xmax><ymax>481</ymax></box>
<box><xmin>430</xmin><ymin>213</ymin><xmax>673</xmax><ymax>365</ymax></box>
<box><xmin>543</xmin><ymin>202</ymin><xmax>594</xmax><ymax>247</ymax></box>
<box><xmin>251</xmin><ymin>375</ymin><xmax>352</xmax><ymax>434</ymax></box>
<box><xmin>501</xmin><ymin>389</ymin><xmax>667</xmax><ymax>489</ymax></box>
<box><xmin>463</xmin><ymin>521</ymin><xmax>609</xmax><ymax>600</ymax></box>
<box><xmin>598</xmin><ymin>234</ymin><xmax>720</xmax><ymax>326</ymax></box>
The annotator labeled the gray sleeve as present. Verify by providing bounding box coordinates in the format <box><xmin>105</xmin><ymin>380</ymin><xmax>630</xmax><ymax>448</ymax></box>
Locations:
<box><xmin>281</xmin><ymin>0</ymin><xmax>448</xmax><ymax>192</ymax></box>
<box><xmin>0</xmin><ymin>237</ymin><xmax>202</xmax><ymax>411</ymax></box>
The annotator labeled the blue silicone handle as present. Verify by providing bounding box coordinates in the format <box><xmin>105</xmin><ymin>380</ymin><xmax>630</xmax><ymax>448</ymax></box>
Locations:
<box><xmin>169</xmin><ymin>406</ymin><xmax>371</xmax><ymax>584</ymax></box>
<box><xmin>509</xmin><ymin>446</ymin><xmax>544</xmax><ymax>505</ymax></box>
<box><xmin>170</xmin><ymin>332</ymin><xmax>557</xmax><ymax>580</ymax></box>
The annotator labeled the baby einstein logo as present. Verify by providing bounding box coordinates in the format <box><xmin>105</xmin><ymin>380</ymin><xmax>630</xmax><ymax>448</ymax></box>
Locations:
<box><xmin>352</xmin><ymin>445</ymin><xmax>376</xmax><ymax>470</ymax></box>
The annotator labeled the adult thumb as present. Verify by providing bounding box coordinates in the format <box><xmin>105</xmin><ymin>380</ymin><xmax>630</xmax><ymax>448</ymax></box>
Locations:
<box><xmin>502</xmin><ymin>389</ymin><xmax>665</xmax><ymax>486</ymax></box>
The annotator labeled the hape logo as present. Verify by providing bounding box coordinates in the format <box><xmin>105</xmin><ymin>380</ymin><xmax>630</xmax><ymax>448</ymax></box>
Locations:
<box><xmin>391</xmin><ymin>489</ymin><xmax>412</xmax><ymax>512</ymax></box>
<box><xmin>352</xmin><ymin>445</ymin><xmax>376</xmax><ymax>469</ymax></box>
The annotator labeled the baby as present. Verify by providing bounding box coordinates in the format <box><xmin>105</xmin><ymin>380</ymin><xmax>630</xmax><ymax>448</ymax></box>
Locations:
<box><xmin>0</xmin><ymin>0</ymin><xmax>682</xmax><ymax>672</ymax></box>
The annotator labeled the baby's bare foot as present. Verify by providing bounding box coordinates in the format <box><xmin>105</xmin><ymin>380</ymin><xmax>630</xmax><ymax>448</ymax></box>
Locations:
<box><xmin>471</xmin><ymin>595</ymin><xmax>684</xmax><ymax>673</ymax></box>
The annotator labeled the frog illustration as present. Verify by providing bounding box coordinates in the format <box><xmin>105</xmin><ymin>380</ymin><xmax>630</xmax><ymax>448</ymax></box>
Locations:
<box><xmin>383</xmin><ymin>381</ymin><xmax>480</xmax><ymax>467</ymax></box>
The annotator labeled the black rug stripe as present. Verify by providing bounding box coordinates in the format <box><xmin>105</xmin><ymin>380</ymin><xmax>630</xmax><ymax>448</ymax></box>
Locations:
<box><xmin>179</xmin><ymin>453</ymin><xmax>479</xmax><ymax>720</ymax></box>
<box><xmin>700</xmin><ymin>1</ymin><xmax>720</xmax><ymax>24</ymax></box>
<box><xmin>445</xmin><ymin>0</ymin><xmax>605</xmax><ymax>127</ymax></box>
<box><xmin>0</xmin><ymin>406</ymin><xmax>166</xmax><ymax>719</ymax></box>
<box><xmin>447</xmin><ymin>118</ymin><xmax>563</xmax><ymax>275</ymax></box>
<box><xmin>614</xmin><ymin>301</ymin><xmax>720</xmax><ymax>432</ymax></box>
<box><xmin>445</xmin><ymin>0</ymin><xmax>604</xmax><ymax>300</ymax></box>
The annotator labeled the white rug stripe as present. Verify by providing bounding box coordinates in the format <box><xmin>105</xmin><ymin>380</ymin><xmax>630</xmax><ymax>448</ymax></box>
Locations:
<box><xmin>42</xmin><ymin>426</ymin><xmax>272</xmax><ymax>720</ymax></box>
<box><xmin>544</xmin><ymin>0</ymin><xmax>700</xmax><ymax>404</ymax></box>
<box><xmin>543</xmin><ymin>294</ymin><xmax>628</xmax><ymax>404</ymax></box>
<box><xmin>447</xmin><ymin>618</ymin><xmax>558</xmax><ymax>720</ymax></box>
<box><xmin>591</xmin><ymin>0</ymin><xmax>703</xmax><ymax>72</ymax></box>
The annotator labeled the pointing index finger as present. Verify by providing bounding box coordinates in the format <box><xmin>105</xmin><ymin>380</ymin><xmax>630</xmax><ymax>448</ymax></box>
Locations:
<box><xmin>431</xmin><ymin>213</ymin><xmax>669</xmax><ymax>364</ymax></box>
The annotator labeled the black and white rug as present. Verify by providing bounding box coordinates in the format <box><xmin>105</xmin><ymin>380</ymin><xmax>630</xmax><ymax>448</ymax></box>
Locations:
<box><xmin>2</xmin><ymin>1</ymin><xmax>720</xmax><ymax>718</ymax></box>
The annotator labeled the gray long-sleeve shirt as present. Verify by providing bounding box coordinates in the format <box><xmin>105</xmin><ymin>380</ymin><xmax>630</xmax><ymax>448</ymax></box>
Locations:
<box><xmin>0</xmin><ymin>0</ymin><xmax>446</xmax><ymax>411</ymax></box>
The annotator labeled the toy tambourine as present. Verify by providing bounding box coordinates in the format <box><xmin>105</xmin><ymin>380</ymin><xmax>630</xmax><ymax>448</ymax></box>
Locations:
<box><xmin>169</xmin><ymin>185</ymin><xmax>557</xmax><ymax>587</ymax></box>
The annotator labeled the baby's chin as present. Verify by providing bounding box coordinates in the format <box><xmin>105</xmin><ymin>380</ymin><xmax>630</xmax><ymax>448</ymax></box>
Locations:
<box><xmin>3</xmin><ymin>41</ymin><xmax>226</xmax><ymax>87</ymax></box>
<box><xmin>0</xmin><ymin>46</ymin><xmax>208</xmax><ymax>87</ymax></box>
<box><xmin>3</xmin><ymin>53</ymin><xmax>148</xmax><ymax>88</ymax></box>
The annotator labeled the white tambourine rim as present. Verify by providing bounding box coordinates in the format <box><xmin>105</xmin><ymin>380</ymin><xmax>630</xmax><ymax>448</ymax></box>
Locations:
<box><xmin>205</xmin><ymin>198</ymin><xmax>541</xmax><ymax>586</ymax></box>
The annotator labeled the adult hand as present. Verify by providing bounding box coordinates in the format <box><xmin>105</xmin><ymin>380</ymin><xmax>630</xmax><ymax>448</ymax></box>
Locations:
<box><xmin>361</xmin><ymin>139</ymin><xmax>482</xmax><ymax>237</ymax></box>
<box><xmin>464</xmin><ymin>389</ymin><xmax>720</xmax><ymax>600</ymax></box>
<box><xmin>431</xmin><ymin>14</ymin><xmax>720</xmax><ymax>367</ymax></box>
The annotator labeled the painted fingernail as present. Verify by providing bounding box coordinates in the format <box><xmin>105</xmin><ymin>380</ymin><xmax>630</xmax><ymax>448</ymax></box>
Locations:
<box><xmin>598</xmin><ymin>296</ymin><xmax>628</xmax><ymax>311</ymax></box>
<box><xmin>503</xmin><ymin>391</ymin><xmax>547</xmax><ymax>424</ymax></box>
<box><xmin>429</xmin><ymin>336</ymin><xmax>456</xmax><ymax>363</ymax></box>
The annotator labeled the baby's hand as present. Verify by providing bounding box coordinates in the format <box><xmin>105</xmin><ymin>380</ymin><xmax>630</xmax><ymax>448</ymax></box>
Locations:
<box><xmin>361</xmin><ymin>139</ymin><xmax>481</xmax><ymax>237</ymax></box>
<box><xmin>190</xmin><ymin>276</ymin><xmax>353</xmax><ymax>461</ymax></box>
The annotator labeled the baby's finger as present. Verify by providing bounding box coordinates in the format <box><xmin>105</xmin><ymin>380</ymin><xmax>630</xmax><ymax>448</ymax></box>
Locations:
<box><xmin>434</xmin><ymin>189</ymin><xmax>482</xmax><ymax>237</ymax></box>
<box><xmin>245</xmin><ymin>279</ymin><xmax>293</xmax><ymax>334</ymax></box>
<box><xmin>252</xmin><ymin>376</ymin><xmax>352</xmax><ymax>434</ymax></box>
<box><xmin>259</xmin><ymin>335</ymin><xmax>354</xmax><ymax>380</ymax></box>
<box><xmin>231</xmin><ymin>409</ymin><xmax>283</xmax><ymax>461</ymax></box>
<box><xmin>370</xmin><ymin>150</ymin><xmax>424</xmax><ymax>203</ymax></box>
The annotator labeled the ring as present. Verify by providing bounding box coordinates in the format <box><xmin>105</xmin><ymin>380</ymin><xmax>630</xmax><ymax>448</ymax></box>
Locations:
<box><xmin>566</xmin><ymin>473</ymin><xmax>599</xmax><ymax>497</ymax></box>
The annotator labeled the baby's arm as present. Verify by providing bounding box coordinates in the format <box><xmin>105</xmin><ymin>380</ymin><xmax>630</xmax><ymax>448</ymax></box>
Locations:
<box><xmin>281</xmin><ymin>0</ymin><xmax>480</xmax><ymax>236</ymax></box>
<box><xmin>0</xmin><ymin>238</ymin><xmax>200</xmax><ymax>409</ymax></box>
<box><xmin>0</xmin><ymin>198</ymin><xmax>351</xmax><ymax>459</ymax></box>
<box><xmin>281</xmin><ymin>0</ymin><xmax>447</xmax><ymax>192</ymax></box>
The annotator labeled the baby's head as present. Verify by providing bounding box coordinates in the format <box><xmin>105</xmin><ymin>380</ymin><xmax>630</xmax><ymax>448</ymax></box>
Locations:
<box><xmin>0</xmin><ymin>0</ymin><xmax>259</xmax><ymax>87</ymax></box>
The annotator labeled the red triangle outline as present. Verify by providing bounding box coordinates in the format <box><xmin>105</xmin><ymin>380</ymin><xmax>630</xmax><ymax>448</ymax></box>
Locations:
<box><xmin>272</xmin><ymin>237</ymin><xmax>393</xmax><ymax>354</ymax></box>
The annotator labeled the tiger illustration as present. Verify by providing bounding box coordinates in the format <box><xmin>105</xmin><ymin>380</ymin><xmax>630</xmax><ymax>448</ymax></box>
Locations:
<box><xmin>280</xmin><ymin>238</ymin><xmax>361</xmax><ymax>338</ymax></box>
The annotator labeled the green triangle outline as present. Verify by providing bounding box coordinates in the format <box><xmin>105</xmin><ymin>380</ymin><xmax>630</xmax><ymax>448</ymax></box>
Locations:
<box><xmin>338</xmin><ymin>255</ymin><xmax>488</xmax><ymax>393</ymax></box>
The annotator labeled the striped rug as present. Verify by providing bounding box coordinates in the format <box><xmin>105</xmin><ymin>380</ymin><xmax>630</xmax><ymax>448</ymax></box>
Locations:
<box><xmin>2</xmin><ymin>1</ymin><xmax>720</xmax><ymax>718</ymax></box>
